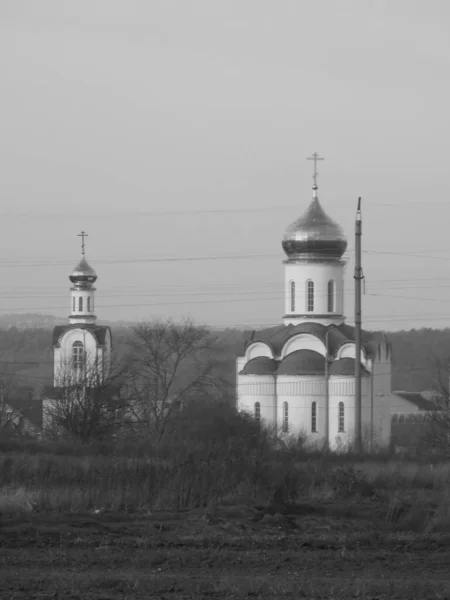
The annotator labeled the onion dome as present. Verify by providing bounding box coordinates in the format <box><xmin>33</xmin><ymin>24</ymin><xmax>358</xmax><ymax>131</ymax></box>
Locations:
<box><xmin>69</xmin><ymin>257</ymin><xmax>97</xmax><ymax>286</ymax></box>
<box><xmin>240</xmin><ymin>357</ymin><xmax>277</xmax><ymax>375</ymax></box>
<box><xmin>282</xmin><ymin>197</ymin><xmax>347</xmax><ymax>261</ymax></box>
<box><xmin>278</xmin><ymin>350</ymin><xmax>325</xmax><ymax>376</ymax></box>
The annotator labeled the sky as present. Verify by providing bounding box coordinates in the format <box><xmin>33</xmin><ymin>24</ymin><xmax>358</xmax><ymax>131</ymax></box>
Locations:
<box><xmin>1</xmin><ymin>0</ymin><xmax>450</xmax><ymax>331</ymax></box>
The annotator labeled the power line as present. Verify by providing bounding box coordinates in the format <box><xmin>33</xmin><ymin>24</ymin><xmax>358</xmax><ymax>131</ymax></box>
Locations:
<box><xmin>0</xmin><ymin>199</ymin><xmax>448</xmax><ymax>220</ymax></box>
<box><xmin>0</xmin><ymin>247</ymin><xmax>448</xmax><ymax>269</ymax></box>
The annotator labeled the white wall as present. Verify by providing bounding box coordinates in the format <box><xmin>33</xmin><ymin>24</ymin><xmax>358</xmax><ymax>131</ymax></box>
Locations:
<box><xmin>54</xmin><ymin>328</ymin><xmax>108</xmax><ymax>386</ymax></box>
<box><xmin>276</xmin><ymin>375</ymin><xmax>325</xmax><ymax>447</ymax></box>
<box><xmin>238</xmin><ymin>374</ymin><xmax>277</xmax><ymax>427</ymax></box>
<box><xmin>368</xmin><ymin>341</ymin><xmax>392</xmax><ymax>449</ymax></box>
<box><xmin>69</xmin><ymin>287</ymin><xmax>96</xmax><ymax>325</ymax></box>
<box><xmin>329</xmin><ymin>376</ymin><xmax>356</xmax><ymax>451</ymax></box>
<box><xmin>284</xmin><ymin>261</ymin><xmax>346</xmax><ymax>326</ymax></box>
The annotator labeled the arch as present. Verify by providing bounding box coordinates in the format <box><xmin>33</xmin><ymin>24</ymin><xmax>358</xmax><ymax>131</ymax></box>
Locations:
<box><xmin>72</xmin><ymin>341</ymin><xmax>84</xmax><ymax>370</ymax></box>
<box><xmin>338</xmin><ymin>401</ymin><xmax>345</xmax><ymax>432</ymax></box>
<box><xmin>254</xmin><ymin>402</ymin><xmax>261</xmax><ymax>422</ymax></box>
<box><xmin>336</xmin><ymin>343</ymin><xmax>367</xmax><ymax>366</ymax></box>
<box><xmin>306</xmin><ymin>280</ymin><xmax>314</xmax><ymax>312</ymax></box>
<box><xmin>78</xmin><ymin>297</ymin><xmax>83</xmax><ymax>312</ymax></box>
<box><xmin>282</xmin><ymin>401</ymin><xmax>289</xmax><ymax>433</ymax></box>
<box><xmin>245</xmin><ymin>341</ymin><xmax>274</xmax><ymax>361</ymax></box>
<box><xmin>311</xmin><ymin>401</ymin><xmax>317</xmax><ymax>433</ymax></box>
<box><xmin>290</xmin><ymin>280</ymin><xmax>295</xmax><ymax>312</ymax></box>
<box><xmin>281</xmin><ymin>333</ymin><xmax>326</xmax><ymax>359</ymax></box>
<box><xmin>327</xmin><ymin>280</ymin><xmax>334</xmax><ymax>312</ymax></box>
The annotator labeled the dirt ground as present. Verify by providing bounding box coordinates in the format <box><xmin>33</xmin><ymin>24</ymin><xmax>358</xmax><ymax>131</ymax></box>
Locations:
<box><xmin>1</xmin><ymin>499</ymin><xmax>450</xmax><ymax>599</ymax></box>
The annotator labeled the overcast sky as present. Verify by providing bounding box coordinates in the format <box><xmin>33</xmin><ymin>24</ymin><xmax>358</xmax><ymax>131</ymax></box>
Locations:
<box><xmin>1</xmin><ymin>0</ymin><xmax>450</xmax><ymax>331</ymax></box>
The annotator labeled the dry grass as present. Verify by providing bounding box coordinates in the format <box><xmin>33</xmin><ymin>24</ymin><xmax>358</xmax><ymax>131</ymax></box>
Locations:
<box><xmin>2</xmin><ymin>412</ymin><xmax>450</xmax><ymax>598</ymax></box>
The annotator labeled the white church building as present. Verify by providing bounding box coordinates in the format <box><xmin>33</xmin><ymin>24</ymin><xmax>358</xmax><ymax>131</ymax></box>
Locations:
<box><xmin>236</xmin><ymin>159</ymin><xmax>394</xmax><ymax>451</ymax></box>
<box><xmin>43</xmin><ymin>234</ymin><xmax>112</xmax><ymax>429</ymax></box>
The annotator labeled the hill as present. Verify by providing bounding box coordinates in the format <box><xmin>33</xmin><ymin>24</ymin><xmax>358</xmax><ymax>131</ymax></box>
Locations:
<box><xmin>0</xmin><ymin>321</ymin><xmax>449</xmax><ymax>396</ymax></box>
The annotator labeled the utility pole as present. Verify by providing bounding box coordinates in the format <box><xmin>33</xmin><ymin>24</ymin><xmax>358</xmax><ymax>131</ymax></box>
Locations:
<box><xmin>354</xmin><ymin>197</ymin><xmax>363</xmax><ymax>454</ymax></box>
<box><xmin>324</xmin><ymin>328</ymin><xmax>332</xmax><ymax>452</ymax></box>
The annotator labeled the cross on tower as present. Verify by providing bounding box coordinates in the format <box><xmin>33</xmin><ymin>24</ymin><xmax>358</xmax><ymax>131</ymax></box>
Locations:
<box><xmin>307</xmin><ymin>152</ymin><xmax>324</xmax><ymax>190</ymax></box>
<box><xmin>78</xmin><ymin>231</ymin><xmax>88</xmax><ymax>255</ymax></box>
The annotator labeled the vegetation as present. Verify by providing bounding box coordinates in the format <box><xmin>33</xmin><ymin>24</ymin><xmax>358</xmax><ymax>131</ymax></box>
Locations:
<box><xmin>1</xmin><ymin>320</ymin><xmax>450</xmax><ymax>597</ymax></box>
<box><xmin>1</xmin><ymin>405</ymin><xmax>450</xmax><ymax>598</ymax></box>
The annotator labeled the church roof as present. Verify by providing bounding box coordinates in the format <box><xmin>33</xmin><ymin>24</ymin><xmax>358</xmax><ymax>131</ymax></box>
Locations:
<box><xmin>277</xmin><ymin>349</ymin><xmax>325</xmax><ymax>376</ymax></box>
<box><xmin>240</xmin><ymin>356</ymin><xmax>277</xmax><ymax>375</ymax></box>
<box><xmin>392</xmin><ymin>391</ymin><xmax>437</xmax><ymax>411</ymax></box>
<box><xmin>52</xmin><ymin>324</ymin><xmax>111</xmax><ymax>348</ymax></box>
<box><xmin>329</xmin><ymin>357</ymin><xmax>369</xmax><ymax>377</ymax></box>
<box><xmin>236</xmin><ymin>323</ymin><xmax>382</xmax><ymax>359</ymax></box>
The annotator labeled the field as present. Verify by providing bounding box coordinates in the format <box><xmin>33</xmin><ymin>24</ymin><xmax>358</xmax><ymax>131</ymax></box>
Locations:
<box><xmin>1</xmin><ymin>445</ymin><xmax>450</xmax><ymax>600</ymax></box>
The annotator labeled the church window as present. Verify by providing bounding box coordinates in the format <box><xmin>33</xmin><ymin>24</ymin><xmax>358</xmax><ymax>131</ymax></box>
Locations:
<box><xmin>72</xmin><ymin>296</ymin><xmax>75</xmax><ymax>311</ymax></box>
<box><xmin>72</xmin><ymin>341</ymin><xmax>84</xmax><ymax>370</ymax></box>
<box><xmin>87</xmin><ymin>297</ymin><xmax>91</xmax><ymax>312</ymax></box>
<box><xmin>254</xmin><ymin>402</ymin><xmax>261</xmax><ymax>422</ymax></box>
<box><xmin>338</xmin><ymin>402</ymin><xmax>345</xmax><ymax>432</ymax></box>
<box><xmin>290</xmin><ymin>281</ymin><xmax>295</xmax><ymax>312</ymax></box>
<box><xmin>282</xmin><ymin>401</ymin><xmax>289</xmax><ymax>433</ymax></box>
<box><xmin>78</xmin><ymin>297</ymin><xmax>83</xmax><ymax>312</ymax></box>
<box><xmin>307</xmin><ymin>280</ymin><xmax>314</xmax><ymax>312</ymax></box>
<box><xmin>289</xmin><ymin>281</ymin><xmax>295</xmax><ymax>312</ymax></box>
<box><xmin>328</xmin><ymin>280</ymin><xmax>334</xmax><ymax>312</ymax></box>
<box><xmin>311</xmin><ymin>401</ymin><xmax>317</xmax><ymax>432</ymax></box>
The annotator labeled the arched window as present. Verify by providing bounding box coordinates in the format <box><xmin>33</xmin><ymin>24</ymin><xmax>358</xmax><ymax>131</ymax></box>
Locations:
<box><xmin>87</xmin><ymin>297</ymin><xmax>91</xmax><ymax>312</ymax></box>
<box><xmin>72</xmin><ymin>296</ymin><xmax>75</xmax><ymax>312</ymax></box>
<box><xmin>311</xmin><ymin>401</ymin><xmax>317</xmax><ymax>433</ymax></box>
<box><xmin>307</xmin><ymin>280</ymin><xmax>314</xmax><ymax>312</ymax></box>
<box><xmin>282</xmin><ymin>401</ymin><xmax>289</xmax><ymax>433</ymax></box>
<box><xmin>72</xmin><ymin>341</ymin><xmax>84</xmax><ymax>370</ymax></box>
<box><xmin>78</xmin><ymin>297</ymin><xmax>83</xmax><ymax>312</ymax></box>
<box><xmin>338</xmin><ymin>401</ymin><xmax>345</xmax><ymax>432</ymax></box>
<box><xmin>290</xmin><ymin>281</ymin><xmax>295</xmax><ymax>312</ymax></box>
<box><xmin>327</xmin><ymin>280</ymin><xmax>334</xmax><ymax>312</ymax></box>
<box><xmin>254</xmin><ymin>402</ymin><xmax>261</xmax><ymax>423</ymax></box>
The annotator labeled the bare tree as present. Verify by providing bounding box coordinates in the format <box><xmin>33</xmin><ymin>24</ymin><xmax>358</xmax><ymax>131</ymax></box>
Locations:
<box><xmin>0</xmin><ymin>374</ymin><xmax>27</xmax><ymax>438</ymax></box>
<box><xmin>124</xmin><ymin>318</ymin><xmax>227</xmax><ymax>447</ymax></box>
<box><xmin>43</xmin><ymin>356</ymin><xmax>128</xmax><ymax>443</ymax></box>
<box><xmin>422</xmin><ymin>352</ymin><xmax>450</xmax><ymax>457</ymax></box>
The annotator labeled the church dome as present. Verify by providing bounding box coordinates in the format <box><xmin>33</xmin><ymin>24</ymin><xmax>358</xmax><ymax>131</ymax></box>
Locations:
<box><xmin>240</xmin><ymin>357</ymin><xmax>277</xmax><ymax>375</ymax></box>
<box><xmin>282</xmin><ymin>198</ymin><xmax>347</xmax><ymax>261</ymax></box>
<box><xmin>69</xmin><ymin>257</ymin><xmax>97</xmax><ymax>285</ymax></box>
<box><xmin>278</xmin><ymin>349</ymin><xmax>325</xmax><ymax>376</ymax></box>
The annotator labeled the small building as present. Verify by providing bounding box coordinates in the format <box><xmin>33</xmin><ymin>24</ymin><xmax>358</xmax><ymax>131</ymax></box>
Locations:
<box><xmin>42</xmin><ymin>234</ymin><xmax>112</xmax><ymax>434</ymax></box>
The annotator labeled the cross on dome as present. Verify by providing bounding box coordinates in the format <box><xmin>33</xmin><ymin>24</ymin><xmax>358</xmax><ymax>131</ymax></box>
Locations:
<box><xmin>307</xmin><ymin>152</ymin><xmax>324</xmax><ymax>196</ymax></box>
<box><xmin>77</xmin><ymin>231</ymin><xmax>88</xmax><ymax>256</ymax></box>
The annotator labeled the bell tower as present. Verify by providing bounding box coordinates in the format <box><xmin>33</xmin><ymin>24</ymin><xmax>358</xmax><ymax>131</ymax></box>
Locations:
<box><xmin>282</xmin><ymin>154</ymin><xmax>348</xmax><ymax>326</ymax></box>
<box><xmin>69</xmin><ymin>231</ymin><xmax>97</xmax><ymax>325</ymax></box>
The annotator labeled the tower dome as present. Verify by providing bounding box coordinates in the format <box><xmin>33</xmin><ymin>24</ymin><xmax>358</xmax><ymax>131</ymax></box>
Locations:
<box><xmin>282</xmin><ymin>197</ymin><xmax>347</xmax><ymax>261</ymax></box>
<box><xmin>69</xmin><ymin>257</ymin><xmax>97</xmax><ymax>287</ymax></box>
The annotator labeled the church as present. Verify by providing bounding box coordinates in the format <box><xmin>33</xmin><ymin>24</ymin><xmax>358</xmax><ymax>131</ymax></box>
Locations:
<box><xmin>42</xmin><ymin>233</ymin><xmax>112</xmax><ymax>430</ymax></box>
<box><xmin>236</xmin><ymin>156</ymin><xmax>393</xmax><ymax>451</ymax></box>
